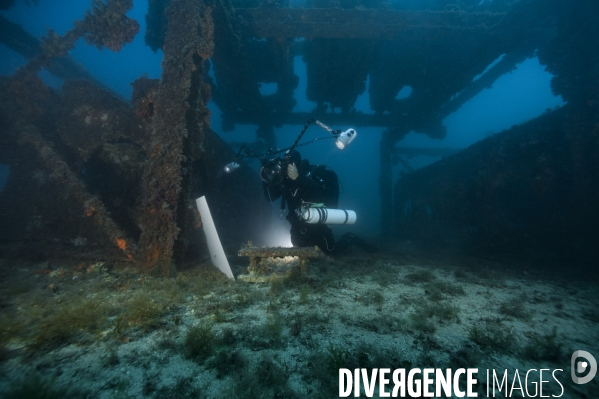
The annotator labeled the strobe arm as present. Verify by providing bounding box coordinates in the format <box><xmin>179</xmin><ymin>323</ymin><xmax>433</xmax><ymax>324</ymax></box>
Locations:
<box><xmin>287</xmin><ymin>119</ymin><xmax>342</xmax><ymax>156</ymax></box>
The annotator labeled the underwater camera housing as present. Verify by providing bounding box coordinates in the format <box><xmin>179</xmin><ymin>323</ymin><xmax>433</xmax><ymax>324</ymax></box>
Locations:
<box><xmin>260</xmin><ymin>157</ymin><xmax>289</xmax><ymax>186</ymax></box>
<box><xmin>260</xmin><ymin>158</ymin><xmax>284</xmax><ymax>186</ymax></box>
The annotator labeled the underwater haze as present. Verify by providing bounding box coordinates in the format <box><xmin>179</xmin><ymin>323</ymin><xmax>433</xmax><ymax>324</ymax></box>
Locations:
<box><xmin>0</xmin><ymin>0</ymin><xmax>598</xmax><ymax>398</ymax></box>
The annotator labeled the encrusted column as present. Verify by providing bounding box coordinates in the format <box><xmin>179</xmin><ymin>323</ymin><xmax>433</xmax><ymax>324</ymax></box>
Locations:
<box><xmin>379</xmin><ymin>130</ymin><xmax>394</xmax><ymax>236</ymax></box>
<box><xmin>138</xmin><ymin>0</ymin><xmax>214</xmax><ymax>275</ymax></box>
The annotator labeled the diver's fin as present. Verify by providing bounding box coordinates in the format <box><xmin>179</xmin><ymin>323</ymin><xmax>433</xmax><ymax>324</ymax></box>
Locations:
<box><xmin>341</xmin><ymin>232</ymin><xmax>378</xmax><ymax>253</ymax></box>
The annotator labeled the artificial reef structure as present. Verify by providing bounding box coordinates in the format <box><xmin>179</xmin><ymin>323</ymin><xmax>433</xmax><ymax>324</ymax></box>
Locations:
<box><xmin>394</xmin><ymin>1</ymin><xmax>599</xmax><ymax>267</ymax></box>
<box><xmin>0</xmin><ymin>0</ymin><xmax>597</xmax><ymax>272</ymax></box>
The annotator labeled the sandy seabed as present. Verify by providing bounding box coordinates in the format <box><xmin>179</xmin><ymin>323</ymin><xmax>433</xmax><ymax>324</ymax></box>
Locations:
<box><xmin>0</xmin><ymin>250</ymin><xmax>597</xmax><ymax>398</ymax></box>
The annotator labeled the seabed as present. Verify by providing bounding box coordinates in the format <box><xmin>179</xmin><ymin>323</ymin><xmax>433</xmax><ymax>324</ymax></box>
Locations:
<box><xmin>0</xmin><ymin>250</ymin><xmax>597</xmax><ymax>398</ymax></box>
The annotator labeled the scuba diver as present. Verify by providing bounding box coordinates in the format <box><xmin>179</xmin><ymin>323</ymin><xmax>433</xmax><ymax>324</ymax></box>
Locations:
<box><xmin>260</xmin><ymin>149</ymin><xmax>376</xmax><ymax>255</ymax></box>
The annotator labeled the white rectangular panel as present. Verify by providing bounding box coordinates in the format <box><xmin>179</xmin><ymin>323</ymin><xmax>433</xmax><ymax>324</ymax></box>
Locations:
<box><xmin>195</xmin><ymin>196</ymin><xmax>234</xmax><ymax>280</ymax></box>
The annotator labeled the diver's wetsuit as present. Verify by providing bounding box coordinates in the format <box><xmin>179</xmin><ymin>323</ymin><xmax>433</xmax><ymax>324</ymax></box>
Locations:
<box><xmin>263</xmin><ymin>159</ymin><xmax>342</xmax><ymax>255</ymax></box>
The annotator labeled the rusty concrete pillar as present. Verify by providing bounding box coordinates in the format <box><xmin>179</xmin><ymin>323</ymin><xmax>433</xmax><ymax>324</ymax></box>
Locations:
<box><xmin>379</xmin><ymin>130</ymin><xmax>394</xmax><ymax>236</ymax></box>
<box><xmin>137</xmin><ymin>0</ymin><xmax>214</xmax><ymax>275</ymax></box>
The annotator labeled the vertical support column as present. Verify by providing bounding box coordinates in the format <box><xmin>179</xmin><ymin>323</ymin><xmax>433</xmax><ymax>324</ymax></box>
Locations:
<box><xmin>137</xmin><ymin>0</ymin><xmax>214</xmax><ymax>275</ymax></box>
<box><xmin>269</xmin><ymin>38</ymin><xmax>298</xmax><ymax>115</ymax></box>
<box><xmin>211</xmin><ymin>0</ymin><xmax>272</xmax><ymax>146</ymax></box>
<box><xmin>379</xmin><ymin>130</ymin><xmax>394</xmax><ymax>236</ymax></box>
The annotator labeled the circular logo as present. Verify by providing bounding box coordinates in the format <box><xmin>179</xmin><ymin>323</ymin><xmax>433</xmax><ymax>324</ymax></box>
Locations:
<box><xmin>571</xmin><ymin>350</ymin><xmax>597</xmax><ymax>384</ymax></box>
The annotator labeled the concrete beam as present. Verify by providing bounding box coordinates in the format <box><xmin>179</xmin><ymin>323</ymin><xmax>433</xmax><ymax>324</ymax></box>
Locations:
<box><xmin>226</xmin><ymin>110</ymin><xmax>391</xmax><ymax>128</ymax></box>
<box><xmin>236</xmin><ymin>8</ymin><xmax>505</xmax><ymax>39</ymax></box>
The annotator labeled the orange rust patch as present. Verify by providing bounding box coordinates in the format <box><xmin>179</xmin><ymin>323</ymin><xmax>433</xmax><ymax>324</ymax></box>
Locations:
<box><xmin>116</xmin><ymin>238</ymin><xmax>127</xmax><ymax>251</ymax></box>
<box><xmin>147</xmin><ymin>248</ymin><xmax>160</xmax><ymax>262</ymax></box>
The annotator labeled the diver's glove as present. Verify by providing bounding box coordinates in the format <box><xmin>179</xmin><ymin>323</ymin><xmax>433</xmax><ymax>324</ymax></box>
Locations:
<box><xmin>287</xmin><ymin>163</ymin><xmax>299</xmax><ymax>180</ymax></box>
